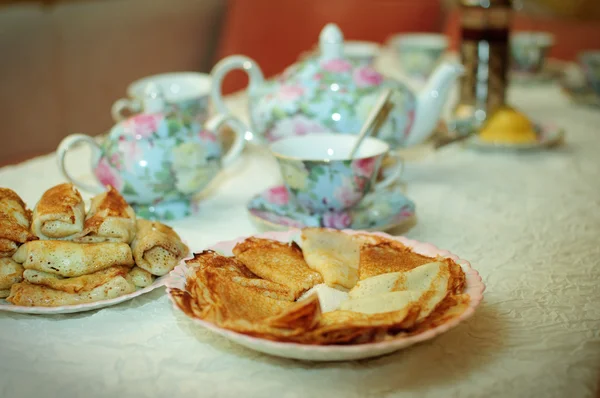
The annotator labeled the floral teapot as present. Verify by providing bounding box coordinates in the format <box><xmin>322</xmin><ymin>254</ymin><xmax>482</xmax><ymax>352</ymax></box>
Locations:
<box><xmin>57</xmin><ymin>84</ymin><xmax>247</xmax><ymax>220</ymax></box>
<box><xmin>210</xmin><ymin>23</ymin><xmax>463</xmax><ymax>148</ymax></box>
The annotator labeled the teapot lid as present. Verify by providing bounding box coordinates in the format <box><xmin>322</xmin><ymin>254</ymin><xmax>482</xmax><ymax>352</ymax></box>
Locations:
<box><xmin>319</xmin><ymin>23</ymin><xmax>344</xmax><ymax>60</ymax></box>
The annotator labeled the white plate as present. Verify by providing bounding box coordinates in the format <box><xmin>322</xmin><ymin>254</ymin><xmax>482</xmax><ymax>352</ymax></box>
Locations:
<box><xmin>166</xmin><ymin>229</ymin><xmax>485</xmax><ymax>361</ymax></box>
<box><xmin>0</xmin><ymin>274</ymin><xmax>168</xmax><ymax>315</ymax></box>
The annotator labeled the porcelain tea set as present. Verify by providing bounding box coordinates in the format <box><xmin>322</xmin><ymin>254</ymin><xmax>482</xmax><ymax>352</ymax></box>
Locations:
<box><xmin>57</xmin><ymin>23</ymin><xmax>464</xmax><ymax>229</ymax></box>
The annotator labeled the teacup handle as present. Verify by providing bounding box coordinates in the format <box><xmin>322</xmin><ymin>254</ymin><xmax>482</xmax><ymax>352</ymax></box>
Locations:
<box><xmin>373</xmin><ymin>152</ymin><xmax>404</xmax><ymax>191</ymax></box>
<box><xmin>56</xmin><ymin>134</ymin><xmax>105</xmax><ymax>194</ymax></box>
<box><xmin>210</xmin><ymin>55</ymin><xmax>264</xmax><ymax>116</ymax></box>
<box><xmin>111</xmin><ymin>98</ymin><xmax>142</xmax><ymax>122</ymax></box>
<box><xmin>205</xmin><ymin>113</ymin><xmax>247</xmax><ymax>167</ymax></box>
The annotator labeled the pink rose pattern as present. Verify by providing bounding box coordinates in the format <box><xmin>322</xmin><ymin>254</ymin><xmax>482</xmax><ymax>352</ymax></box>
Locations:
<box><xmin>353</xmin><ymin>66</ymin><xmax>384</xmax><ymax>88</ymax></box>
<box><xmin>264</xmin><ymin>186</ymin><xmax>290</xmax><ymax>206</ymax></box>
<box><xmin>125</xmin><ymin>113</ymin><xmax>163</xmax><ymax>139</ymax></box>
<box><xmin>322</xmin><ymin>211</ymin><xmax>352</xmax><ymax>229</ymax></box>
<box><xmin>277</xmin><ymin>84</ymin><xmax>305</xmax><ymax>101</ymax></box>
<box><xmin>265</xmin><ymin>115</ymin><xmax>331</xmax><ymax>142</ymax></box>
<box><xmin>199</xmin><ymin>130</ymin><xmax>217</xmax><ymax>143</ymax></box>
<box><xmin>352</xmin><ymin>156</ymin><xmax>377</xmax><ymax>177</ymax></box>
<box><xmin>95</xmin><ymin>157</ymin><xmax>123</xmax><ymax>191</ymax></box>
<box><xmin>321</xmin><ymin>59</ymin><xmax>352</xmax><ymax>73</ymax></box>
<box><xmin>333</xmin><ymin>182</ymin><xmax>363</xmax><ymax>209</ymax></box>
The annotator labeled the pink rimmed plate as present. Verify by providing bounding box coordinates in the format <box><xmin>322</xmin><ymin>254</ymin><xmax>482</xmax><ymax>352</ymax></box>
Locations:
<box><xmin>0</xmin><ymin>274</ymin><xmax>169</xmax><ymax>315</ymax></box>
<box><xmin>166</xmin><ymin>229</ymin><xmax>485</xmax><ymax>361</ymax></box>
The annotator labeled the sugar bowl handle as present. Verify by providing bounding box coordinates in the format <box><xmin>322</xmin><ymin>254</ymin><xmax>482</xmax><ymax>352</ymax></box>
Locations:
<box><xmin>205</xmin><ymin>114</ymin><xmax>247</xmax><ymax>167</ymax></box>
<box><xmin>111</xmin><ymin>98</ymin><xmax>142</xmax><ymax>122</ymax></box>
<box><xmin>57</xmin><ymin>134</ymin><xmax>105</xmax><ymax>194</ymax></box>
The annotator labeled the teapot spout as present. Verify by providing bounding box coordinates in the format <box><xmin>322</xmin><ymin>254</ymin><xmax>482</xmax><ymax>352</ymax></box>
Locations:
<box><xmin>404</xmin><ymin>62</ymin><xmax>464</xmax><ymax>146</ymax></box>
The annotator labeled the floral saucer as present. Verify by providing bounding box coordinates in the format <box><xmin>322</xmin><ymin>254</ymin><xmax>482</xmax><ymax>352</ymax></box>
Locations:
<box><xmin>247</xmin><ymin>184</ymin><xmax>415</xmax><ymax>231</ymax></box>
<box><xmin>465</xmin><ymin>123</ymin><xmax>565</xmax><ymax>152</ymax></box>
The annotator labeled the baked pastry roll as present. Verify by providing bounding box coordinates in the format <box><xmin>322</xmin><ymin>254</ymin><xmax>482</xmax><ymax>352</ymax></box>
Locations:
<box><xmin>130</xmin><ymin>219</ymin><xmax>188</xmax><ymax>276</ymax></box>
<box><xmin>74</xmin><ymin>186</ymin><xmax>136</xmax><ymax>244</ymax></box>
<box><xmin>128</xmin><ymin>266</ymin><xmax>155</xmax><ymax>288</ymax></box>
<box><xmin>232</xmin><ymin>237</ymin><xmax>323</xmax><ymax>300</ymax></box>
<box><xmin>22</xmin><ymin>265</ymin><xmax>131</xmax><ymax>294</ymax></box>
<box><xmin>32</xmin><ymin>183</ymin><xmax>85</xmax><ymax>240</ymax></box>
<box><xmin>0</xmin><ymin>188</ymin><xmax>36</xmax><ymax>257</ymax></box>
<box><xmin>13</xmin><ymin>240</ymin><xmax>134</xmax><ymax>277</ymax></box>
<box><xmin>0</xmin><ymin>257</ymin><xmax>24</xmax><ymax>298</ymax></box>
<box><xmin>6</xmin><ymin>276</ymin><xmax>136</xmax><ymax>307</ymax></box>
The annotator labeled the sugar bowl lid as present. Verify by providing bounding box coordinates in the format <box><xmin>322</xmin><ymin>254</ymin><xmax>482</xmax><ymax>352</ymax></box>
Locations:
<box><xmin>108</xmin><ymin>83</ymin><xmax>187</xmax><ymax>142</ymax></box>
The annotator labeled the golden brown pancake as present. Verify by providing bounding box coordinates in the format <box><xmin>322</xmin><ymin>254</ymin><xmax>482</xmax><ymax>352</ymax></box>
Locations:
<box><xmin>22</xmin><ymin>265</ymin><xmax>131</xmax><ymax>294</ymax></box>
<box><xmin>74</xmin><ymin>186</ymin><xmax>136</xmax><ymax>244</ymax></box>
<box><xmin>232</xmin><ymin>237</ymin><xmax>323</xmax><ymax>300</ymax></box>
<box><xmin>31</xmin><ymin>183</ymin><xmax>85</xmax><ymax>240</ymax></box>
<box><xmin>358</xmin><ymin>240</ymin><xmax>436</xmax><ymax>280</ymax></box>
<box><xmin>186</xmin><ymin>250</ymin><xmax>293</xmax><ymax>301</ymax></box>
<box><xmin>131</xmin><ymin>219</ymin><xmax>189</xmax><ymax>276</ymax></box>
<box><xmin>0</xmin><ymin>188</ymin><xmax>36</xmax><ymax>257</ymax></box>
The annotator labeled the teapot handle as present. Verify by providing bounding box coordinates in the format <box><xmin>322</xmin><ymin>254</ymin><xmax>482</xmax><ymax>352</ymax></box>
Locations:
<box><xmin>205</xmin><ymin>114</ymin><xmax>247</xmax><ymax>167</ymax></box>
<box><xmin>56</xmin><ymin>134</ymin><xmax>105</xmax><ymax>194</ymax></box>
<box><xmin>210</xmin><ymin>55</ymin><xmax>264</xmax><ymax>116</ymax></box>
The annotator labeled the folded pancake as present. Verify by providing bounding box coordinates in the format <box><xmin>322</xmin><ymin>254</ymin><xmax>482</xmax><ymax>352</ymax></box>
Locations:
<box><xmin>22</xmin><ymin>265</ymin><xmax>131</xmax><ymax>294</ymax></box>
<box><xmin>32</xmin><ymin>183</ymin><xmax>85</xmax><ymax>240</ymax></box>
<box><xmin>358</xmin><ymin>240</ymin><xmax>435</xmax><ymax>280</ymax></box>
<box><xmin>13</xmin><ymin>240</ymin><xmax>134</xmax><ymax>277</ymax></box>
<box><xmin>131</xmin><ymin>219</ymin><xmax>189</xmax><ymax>276</ymax></box>
<box><xmin>128</xmin><ymin>266</ymin><xmax>155</xmax><ymax>288</ymax></box>
<box><xmin>301</xmin><ymin>228</ymin><xmax>381</xmax><ymax>290</ymax></box>
<box><xmin>0</xmin><ymin>188</ymin><xmax>36</xmax><ymax>257</ymax></box>
<box><xmin>6</xmin><ymin>276</ymin><xmax>136</xmax><ymax>307</ymax></box>
<box><xmin>0</xmin><ymin>257</ymin><xmax>24</xmax><ymax>298</ymax></box>
<box><xmin>74</xmin><ymin>186</ymin><xmax>136</xmax><ymax>243</ymax></box>
<box><xmin>232</xmin><ymin>237</ymin><xmax>323</xmax><ymax>300</ymax></box>
<box><xmin>343</xmin><ymin>261</ymin><xmax>451</xmax><ymax>323</ymax></box>
<box><xmin>303</xmin><ymin>305</ymin><xmax>421</xmax><ymax>345</ymax></box>
<box><xmin>171</xmin><ymin>254</ymin><xmax>321</xmax><ymax>339</ymax></box>
<box><xmin>185</xmin><ymin>250</ymin><xmax>293</xmax><ymax>300</ymax></box>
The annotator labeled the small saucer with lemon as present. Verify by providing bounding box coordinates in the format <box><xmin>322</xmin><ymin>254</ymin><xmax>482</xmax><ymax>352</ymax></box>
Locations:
<box><xmin>466</xmin><ymin>106</ymin><xmax>564</xmax><ymax>151</ymax></box>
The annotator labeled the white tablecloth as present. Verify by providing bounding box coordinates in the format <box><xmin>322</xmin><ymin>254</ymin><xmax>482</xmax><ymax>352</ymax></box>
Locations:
<box><xmin>1</xmin><ymin>52</ymin><xmax>600</xmax><ymax>398</ymax></box>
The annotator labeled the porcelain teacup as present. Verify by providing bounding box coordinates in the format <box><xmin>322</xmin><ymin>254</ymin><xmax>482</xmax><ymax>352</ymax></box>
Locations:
<box><xmin>343</xmin><ymin>41</ymin><xmax>381</xmax><ymax>65</ymax></box>
<box><xmin>390</xmin><ymin>33</ymin><xmax>449</xmax><ymax>78</ymax></box>
<box><xmin>579</xmin><ymin>50</ymin><xmax>600</xmax><ymax>96</ymax></box>
<box><xmin>270</xmin><ymin>133</ymin><xmax>403</xmax><ymax>214</ymax></box>
<box><xmin>112</xmin><ymin>72</ymin><xmax>212</xmax><ymax>123</ymax></box>
<box><xmin>510</xmin><ymin>32</ymin><xmax>554</xmax><ymax>74</ymax></box>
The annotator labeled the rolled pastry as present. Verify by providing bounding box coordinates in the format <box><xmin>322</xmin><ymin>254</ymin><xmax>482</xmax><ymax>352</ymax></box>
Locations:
<box><xmin>32</xmin><ymin>183</ymin><xmax>85</xmax><ymax>240</ymax></box>
<box><xmin>0</xmin><ymin>257</ymin><xmax>24</xmax><ymax>290</ymax></box>
<box><xmin>74</xmin><ymin>186</ymin><xmax>136</xmax><ymax>244</ymax></box>
<box><xmin>0</xmin><ymin>188</ymin><xmax>36</xmax><ymax>257</ymax></box>
<box><xmin>0</xmin><ymin>289</ymin><xmax>9</xmax><ymax>299</ymax></box>
<box><xmin>131</xmin><ymin>219</ymin><xmax>188</xmax><ymax>276</ymax></box>
<box><xmin>13</xmin><ymin>240</ymin><xmax>134</xmax><ymax>277</ymax></box>
<box><xmin>128</xmin><ymin>266</ymin><xmax>155</xmax><ymax>288</ymax></box>
<box><xmin>6</xmin><ymin>276</ymin><xmax>136</xmax><ymax>307</ymax></box>
<box><xmin>23</xmin><ymin>265</ymin><xmax>131</xmax><ymax>294</ymax></box>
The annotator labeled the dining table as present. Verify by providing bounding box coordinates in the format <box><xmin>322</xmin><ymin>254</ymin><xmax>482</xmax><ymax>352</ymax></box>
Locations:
<box><xmin>0</xmin><ymin>47</ymin><xmax>599</xmax><ymax>398</ymax></box>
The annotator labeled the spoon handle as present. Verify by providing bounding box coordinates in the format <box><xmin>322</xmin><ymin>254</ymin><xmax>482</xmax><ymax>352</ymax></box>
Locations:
<box><xmin>349</xmin><ymin>89</ymin><xmax>393</xmax><ymax>159</ymax></box>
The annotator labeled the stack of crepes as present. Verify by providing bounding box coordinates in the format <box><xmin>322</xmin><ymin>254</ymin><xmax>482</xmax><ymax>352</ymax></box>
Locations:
<box><xmin>1</xmin><ymin>183</ymin><xmax>189</xmax><ymax>306</ymax></box>
<box><xmin>170</xmin><ymin>228</ymin><xmax>470</xmax><ymax>345</ymax></box>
